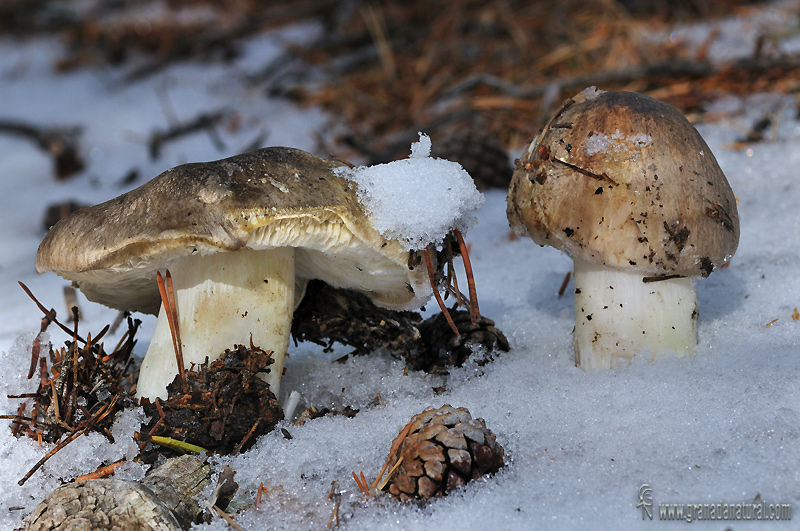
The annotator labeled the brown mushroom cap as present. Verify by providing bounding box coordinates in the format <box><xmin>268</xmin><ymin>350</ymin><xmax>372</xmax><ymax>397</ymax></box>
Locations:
<box><xmin>507</xmin><ymin>88</ymin><xmax>739</xmax><ymax>277</ymax></box>
<box><xmin>37</xmin><ymin>147</ymin><xmax>429</xmax><ymax>314</ymax></box>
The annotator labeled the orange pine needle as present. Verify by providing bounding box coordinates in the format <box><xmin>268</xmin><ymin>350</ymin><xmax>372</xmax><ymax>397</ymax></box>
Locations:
<box><xmin>370</xmin><ymin>421</ymin><xmax>412</xmax><ymax>490</ymax></box>
<box><xmin>28</xmin><ymin>333</ymin><xmax>41</xmax><ymax>380</ymax></box>
<box><xmin>557</xmin><ymin>271</ymin><xmax>572</xmax><ymax>298</ymax></box>
<box><xmin>377</xmin><ymin>456</ymin><xmax>404</xmax><ymax>491</ymax></box>
<box><xmin>75</xmin><ymin>459</ymin><xmax>126</xmax><ymax>482</ymax></box>
<box><xmin>352</xmin><ymin>471</ymin><xmax>369</xmax><ymax>494</ymax></box>
<box><xmin>453</xmin><ymin>227</ymin><xmax>480</xmax><ymax>325</ymax></box>
<box><xmin>424</xmin><ymin>247</ymin><xmax>460</xmax><ymax>336</ymax></box>
<box><xmin>90</xmin><ymin>395</ymin><xmax>119</xmax><ymax>427</ymax></box>
<box><xmin>255</xmin><ymin>482</ymin><xmax>268</xmax><ymax>506</ymax></box>
<box><xmin>164</xmin><ymin>271</ymin><xmax>185</xmax><ymax>388</ymax></box>
<box><xmin>156</xmin><ymin>270</ymin><xmax>186</xmax><ymax>392</ymax></box>
<box><xmin>11</xmin><ymin>403</ymin><xmax>25</xmax><ymax>437</ymax></box>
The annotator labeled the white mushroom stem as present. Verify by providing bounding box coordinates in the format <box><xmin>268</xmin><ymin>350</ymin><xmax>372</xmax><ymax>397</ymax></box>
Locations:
<box><xmin>572</xmin><ymin>258</ymin><xmax>698</xmax><ymax>370</ymax></box>
<box><xmin>136</xmin><ymin>247</ymin><xmax>295</xmax><ymax>400</ymax></box>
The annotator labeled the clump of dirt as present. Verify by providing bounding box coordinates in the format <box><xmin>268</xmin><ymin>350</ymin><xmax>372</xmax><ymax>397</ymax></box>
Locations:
<box><xmin>139</xmin><ymin>343</ymin><xmax>283</xmax><ymax>459</ymax></box>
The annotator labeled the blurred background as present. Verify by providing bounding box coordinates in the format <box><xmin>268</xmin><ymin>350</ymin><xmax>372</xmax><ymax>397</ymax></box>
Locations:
<box><xmin>2</xmin><ymin>0</ymin><xmax>794</xmax><ymax>187</ymax></box>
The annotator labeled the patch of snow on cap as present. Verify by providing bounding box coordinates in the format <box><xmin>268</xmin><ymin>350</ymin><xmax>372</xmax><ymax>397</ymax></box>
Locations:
<box><xmin>575</xmin><ymin>85</ymin><xmax>605</xmax><ymax>103</ymax></box>
<box><xmin>336</xmin><ymin>133</ymin><xmax>484</xmax><ymax>250</ymax></box>
<box><xmin>583</xmin><ymin>129</ymin><xmax>653</xmax><ymax>162</ymax></box>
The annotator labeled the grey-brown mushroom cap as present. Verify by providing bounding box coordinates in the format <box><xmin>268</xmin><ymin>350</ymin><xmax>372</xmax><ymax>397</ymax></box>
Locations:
<box><xmin>507</xmin><ymin>89</ymin><xmax>739</xmax><ymax>277</ymax></box>
<box><xmin>37</xmin><ymin>147</ymin><xmax>429</xmax><ymax>314</ymax></box>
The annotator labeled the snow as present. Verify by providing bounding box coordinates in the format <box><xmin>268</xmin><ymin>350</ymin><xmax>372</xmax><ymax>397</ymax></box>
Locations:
<box><xmin>409</xmin><ymin>133</ymin><xmax>432</xmax><ymax>158</ymax></box>
<box><xmin>336</xmin><ymin>133</ymin><xmax>484</xmax><ymax>250</ymax></box>
<box><xmin>576</xmin><ymin>85</ymin><xmax>604</xmax><ymax>101</ymax></box>
<box><xmin>1</xmin><ymin>6</ymin><xmax>800</xmax><ymax>531</ymax></box>
<box><xmin>638</xmin><ymin>0</ymin><xmax>800</xmax><ymax>62</ymax></box>
<box><xmin>582</xmin><ymin>130</ymin><xmax>653</xmax><ymax>160</ymax></box>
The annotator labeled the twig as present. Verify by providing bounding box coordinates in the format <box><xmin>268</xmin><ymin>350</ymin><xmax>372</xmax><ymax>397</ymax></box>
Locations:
<box><xmin>67</xmin><ymin>313</ymin><xmax>81</xmax><ymax>426</ymax></box>
<box><xmin>116</xmin><ymin>0</ymin><xmax>341</xmax><ymax>83</ymax></box>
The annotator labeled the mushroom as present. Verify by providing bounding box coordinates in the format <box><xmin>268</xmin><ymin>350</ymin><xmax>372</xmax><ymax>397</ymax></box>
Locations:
<box><xmin>37</xmin><ymin>147</ymin><xmax>437</xmax><ymax>400</ymax></box>
<box><xmin>507</xmin><ymin>87</ymin><xmax>739</xmax><ymax>369</ymax></box>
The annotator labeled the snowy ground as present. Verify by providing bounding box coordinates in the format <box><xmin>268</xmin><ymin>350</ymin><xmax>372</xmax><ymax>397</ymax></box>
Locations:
<box><xmin>1</xmin><ymin>4</ymin><xmax>800</xmax><ymax>531</ymax></box>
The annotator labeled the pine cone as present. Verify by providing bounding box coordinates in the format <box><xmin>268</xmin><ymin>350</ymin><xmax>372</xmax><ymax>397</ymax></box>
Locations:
<box><xmin>411</xmin><ymin>309</ymin><xmax>510</xmax><ymax>373</ymax></box>
<box><xmin>383</xmin><ymin>405</ymin><xmax>505</xmax><ymax>500</ymax></box>
<box><xmin>291</xmin><ymin>279</ymin><xmax>422</xmax><ymax>356</ymax></box>
<box><xmin>431</xmin><ymin>130</ymin><xmax>513</xmax><ymax>190</ymax></box>
<box><xmin>292</xmin><ymin>280</ymin><xmax>510</xmax><ymax>374</ymax></box>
